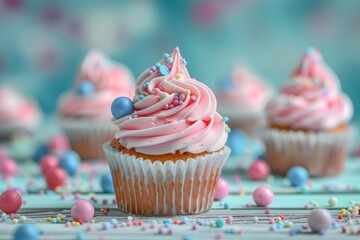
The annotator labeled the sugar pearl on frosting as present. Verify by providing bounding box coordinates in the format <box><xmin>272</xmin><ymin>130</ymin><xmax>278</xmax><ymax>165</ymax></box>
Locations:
<box><xmin>184</xmin><ymin>89</ymin><xmax>191</xmax><ymax>95</ymax></box>
<box><xmin>159</xmin><ymin>92</ymin><xmax>169</xmax><ymax>100</ymax></box>
<box><xmin>175</xmin><ymin>73</ymin><xmax>183</xmax><ymax>80</ymax></box>
<box><xmin>154</xmin><ymin>88</ymin><xmax>161</xmax><ymax>95</ymax></box>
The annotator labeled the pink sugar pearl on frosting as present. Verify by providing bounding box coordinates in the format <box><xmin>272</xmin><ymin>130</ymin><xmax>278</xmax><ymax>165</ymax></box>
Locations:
<box><xmin>71</xmin><ymin>199</ymin><xmax>95</xmax><ymax>222</ymax></box>
<box><xmin>214</xmin><ymin>177</ymin><xmax>230</xmax><ymax>200</ymax></box>
<box><xmin>253</xmin><ymin>186</ymin><xmax>274</xmax><ymax>207</ymax></box>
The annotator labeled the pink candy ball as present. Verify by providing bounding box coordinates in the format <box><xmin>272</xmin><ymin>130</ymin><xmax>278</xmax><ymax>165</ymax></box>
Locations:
<box><xmin>253</xmin><ymin>186</ymin><xmax>274</xmax><ymax>207</ymax></box>
<box><xmin>71</xmin><ymin>200</ymin><xmax>95</xmax><ymax>222</ymax></box>
<box><xmin>214</xmin><ymin>177</ymin><xmax>230</xmax><ymax>201</ymax></box>
<box><xmin>45</xmin><ymin>167</ymin><xmax>67</xmax><ymax>190</ymax></box>
<box><xmin>248</xmin><ymin>160</ymin><xmax>270</xmax><ymax>181</ymax></box>
<box><xmin>48</xmin><ymin>135</ymin><xmax>69</xmax><ymax>155</ymax></box>
<box><xmin>40</xmin><ymin>155</ymin><xmax>59</xmax><ymax>174</ymax></box>
<box><xmin>0</xmin><ymin>189</ymin><xmax>22</xmax><ymax>214</ymax></box>
<box><xmin>0</xmin><ymin>158</ymin><xmax>18</xmax><ymax>180</ymax></box>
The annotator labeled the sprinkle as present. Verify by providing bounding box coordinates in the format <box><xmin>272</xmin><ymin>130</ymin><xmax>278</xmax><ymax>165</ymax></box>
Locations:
<box><xmin>139</xmin><ymin>95</ymin><xmax>145</xmax><ymax>100</ymax></box>
<box><xmin>223</xmin><ymin>202</ymin><xmax>230</xmax><ymax>209</ymax></box>
<box><xmin>284</xmin><ymin>221</ymin><xmax>293</xmax><ymax>228</ymax></box>
<box><xmin>289</xmin><ymin>228</ymin><xmax>299</xmax><ymax>236</ymax></box>
<box><xmin>144</xmin><ymin>82</ymin><xmax>149</xmax><ymax>88</ymax></box>
<box><xmin>150</xmin><ymin>66</ymin><xmax>157</xmax><ymax>71</ymax></box>
<box><xmin>264</xmin><ymin>209</ymin><xmax>270</xmax><ymax>214</ymax></box>
<box><xmin>269</xmin><ymin>218</ymin><xmax>275</xmax><ymax>224</ymax></box>
<box><xmin>226</xmin><ymin>215</ymin><xmax>233</xmax><ymax>224</ymax></box>
<box><xmin>159</xmin><ymin>65</ymin><xmax>170</xmax><ymax>76</ymax></box>
<box><xmin>76</xmin><ymin>232</ymin><xmax>85</xmax><ymax>240</ymax></box>
<box><xmin>328</xmin><ymin>197</ymin><xmax>338</xmax><ymax>207</ymax></box>
<box><xmin>222</xmin><ymin>116</ymin><xmax>229</xmax><ymax>123</ymax></box>
<box><xmin>169</xmin><ymin>104</ymin><xmax>174</xmax><ymax>109</ymax></box>
<box><xmin>12</xmin><ymin>219</ymin><xmax>19</xmax><ymax>224</ymax></box>
<box><xmin>184</xmin><ymin>89</ymin><xmax>191</xmax><ymax>95</ymax></box>
<box><xmin>190</xmin><ymin>95</ymin><xmax>197</xmax><ymax>101</ymax></box>
<box><xmin>182</xmin><ymin>217</ymin><xmax>189</xmax><ymax>224</ymax></box>
<box><xmin>215</xmin><ymin>232</ymin><xmax>224</xmax><ymax>240</ymax></box>
<box><xmin>65</xmin><ymin>221</ymin><xmax>71</xmax><ymax>227</ymax></box>
<box><xmin>253</xmin><ymin>217</ymin><xmax>259</xmax><ymax>223</ymax></box>
<box><xmin>148</xmin><ymin>70</ymin><xmax>154</xmax><ymax>75</ymax></box>
<box><xmin>246</xmin><ymin>203</ymin><xmax>252</xmax><ymax>208</ymax></box>
<box><xmin>155</xmin><ymin>63</ymin><xmax>161</xmax><ymax>69</ymax></box>
<box><xmin>215</xmin><ymin>218</ymin><xmax>225</xmax><ymax>228</ymax></box>
<box><xmin>164</xmin><ymin>104</ymin><xmax>169</xmax><ymax>109</ymax></box>
<box><xmin>19</xmin><ymin>216</ymin><xmax>27</xmax><ymax>222</ymax></box>
<box><xmin>176</xmin><ymin>73</ymin><xmax>184</xmax><ymax>79</ymax></box>
<box><xmin>86</xmin><ymin>225</ymin><xmax>93</xmax><ymax>232</ymax></box>
<box><xmin>163</xmin><ymin>53</ymin><xmax>169</xmax><ymax>59</ymax></box>
<box><xmin>178</xmin><ymin>101</ymin><xmax>184</xmax><ymax>105</ymax></box>
<box><xmin>160</xmin><ymin>92</ymin><xmax>169</xmax><ymax>100</ymax></box>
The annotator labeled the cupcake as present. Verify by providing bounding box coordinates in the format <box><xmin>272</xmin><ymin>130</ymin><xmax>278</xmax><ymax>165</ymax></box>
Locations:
<box><xmin>216</xmin><ymin>66</ymin><xmax>272</xmax><ymax>135</ymax></box>
<box><xmin>263</xmin><ymin>48</ymin><xmax>353</xmax><ymax>177</ymax></box>
<box><xmin>58</xmin><ymin>51</ymin><xmax>135</xmax><ymax>161</ymax></box>
<box><xmin>103</xmin><ymin>47</ymin><xmax>230</xmax><ymax>215</ymax></box>
<box><xmin>0</xmin><ymin>85</ymin><xmax>42</xmax><ymax>140</ymax></box>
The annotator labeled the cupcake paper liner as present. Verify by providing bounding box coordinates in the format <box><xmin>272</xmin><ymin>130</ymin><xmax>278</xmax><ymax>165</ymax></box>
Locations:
<box><xmin>262</xmin><ymin>127</ymin><xmax>354</xmax><ymax>177</ymax></box>
<box><xmin>103</xmin><ymin>142</ymin><xmax>231</xmax><ymax>216</ymax></box>
<box><xmin>59</xmin><ymin>117</ymin><xmax>116</xmax><ymax>161</ymax></box>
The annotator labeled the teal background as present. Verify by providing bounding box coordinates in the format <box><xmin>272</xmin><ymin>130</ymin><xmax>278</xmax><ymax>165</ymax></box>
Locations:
<box><xmin>0</xmin><ymin>0</ymin><xmax>359</xmax><ymax>120</ymax></box>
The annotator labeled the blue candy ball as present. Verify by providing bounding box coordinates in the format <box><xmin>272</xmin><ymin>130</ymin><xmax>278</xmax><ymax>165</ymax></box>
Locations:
<box><xmin>111</xmin><ymin>97</ymin><xmax>134</xmax><ymax>119</ymax></box>
<box><xmin>226</xmin><ymin>129</ymin><xmax>246</xmax><ymax>156</ymax></box>
<box><xmin>14</xmin><ymin>224</ymin><xmax>42</xmax><ymax>240</ymax></box>
<box><xmin>33</xmin><ymin>145</ymin><xmax>49</xmax><ymax>163</ymax></box>
<box><xmin>101</xmin><ymin>172</ymin><xmax>114</xmax><ymax>193</ymax></box>
<box><xmin>286</xmin><ymin>166</ymin><xmax>309</xmax><ymax>187</ymax></box>
<box><xmin>59</xmin><ymin>150</ymin><xmax>80</xmax><ymax>176</ymax></box>
<box><xmin>77</xmin><ymin>81</ymin><xmax>95</xmax><ymax>96</ymax></box>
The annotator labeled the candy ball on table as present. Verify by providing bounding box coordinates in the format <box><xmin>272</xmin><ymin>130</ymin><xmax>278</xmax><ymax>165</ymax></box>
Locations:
<box><xmin>48</xmin><ymin>135</ymin><xmax>69</xmax><ymax>156</ymax></box>
<box><xmin>39</xmin><ymin>155</ymin><xmax>58</xmax><ymax>174</ymax></box>
<box><xmin>226</xmin><ymin>129</ymin><xmax>246</xmax><ymax>156</ymax></box>
<box><xmin>214</xmin><ymin>177</ymin><xmax>230</xmax><ymax>201</ymax></box>
<box><xmin>101</xmin><ymin>173</ymin><xmax>114</xmax><ymax>193</ymax></box>
<box><xmin>253</xmin><ymin>186</ymin><xmax>274</xmax><ymax>207</ymax></box>
<box><xmin>59</xmin><ymin>150</ymin><xmax>80</xmax><ymax>176</ymax></box>
<box><xmin>0</xmin><ymin>158</ymin><xmax>18</xmax><ymax>180</ymax></box>
<box><xmin>248</xmin><ymin>160</ymin><xmax>270</xmax><ymax>181</ymax></box>
<box><xmin>45</xmin><ymin>167</ymin><xmax>67</xmax><ymax>190</ymax></box>
<box><xmin>307</xmin><ymin>209</ymin><xmax>333</xmax><ymax>233</ymax></box>
<box><xmin>14</xmin><ymin>224</ymin><xmax>42</xmax><ymax>240</ymax></box>
<box><xmin>71</xmin><ymin>200</ymin><xmax>95</xmax><ymax>222</ymax></box>
<box><xmin>33</xmin><ymin>145</ymin><xmax>49</xmax><ymax>163</ymax></box>
<box><xmin>0</xmin><ymin>189</ymin><xmax>22</xmax><ymax>214</ymax></box>
<box><xmin>111</xmin><ymin>97</ymin><xmax>134</xmax><ymax>119</ymax></box>
<box><xmin>286</xmin><ymin>166</ymin><xmax>309</xmax><ymax>187</ymax></box>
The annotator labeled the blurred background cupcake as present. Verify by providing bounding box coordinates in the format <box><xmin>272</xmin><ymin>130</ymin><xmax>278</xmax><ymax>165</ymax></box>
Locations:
<box><xmin>0</xmin><ymin>85</ymin><xmax>42</xmax><ymax>141</ymax></box>
<box><xmin>57</xmin><ymin>51</ymin><xmax>135</xmax><ymax>161</ymax></box>
<box><xmin>263</xmin><ymin>48</ymin><xmax>354</xmax><ymax>177</ymax></box>
<box><xmin>217</xmin><ymin>66</ymin><xmax>272</xmax><ymax>171</ymax></box>
<box><xmin>216</xmin><ymin>66</ymin><xmax>273</xmax><ymax>136</ymax></box>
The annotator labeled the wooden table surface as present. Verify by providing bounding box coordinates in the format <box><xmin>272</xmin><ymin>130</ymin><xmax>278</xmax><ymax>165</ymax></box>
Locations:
<box><xmin>0</xmin><ymin>119</ymin><xmax>359</xmax><ymax>240</ymax></box>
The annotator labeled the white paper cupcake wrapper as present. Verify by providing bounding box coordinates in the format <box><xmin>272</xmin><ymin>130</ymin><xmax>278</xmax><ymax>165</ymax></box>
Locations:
<box><xmin>59</xmin><ymin>117</ymin><xmax>116</xmax><ymax>160</ymax></box>
<box><xmin>103</xmin><ymin>142</ymin><xmax>230</xmax><ymax>216</ymax></box>
<box><xmin>262</xmin><ymin>126</ymin><xmax>354</xmax><ymax>176</ymax></box>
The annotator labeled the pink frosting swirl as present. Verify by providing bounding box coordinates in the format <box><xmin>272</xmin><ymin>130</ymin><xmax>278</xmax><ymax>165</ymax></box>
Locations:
<box><xmin>217</xmin><ymin>66</ymin><xmax>272</xmax><ymax>116</ymax></box>
<box><xmin>266</xmin><ymin>48</ymin><xmax>353</xmax><ymax>130</ymax></box>
<box><xmin>58</xmin><ymin>51</ymin><xmax>135</xmax><ymax>118</ymax></box>
<box><xmin>0</xmin><ymin>86</ymin><xmax>42</xmax><ymax>130</ymax></box>
<box><xmin>113</xmin><ymin>47</ymin><xmax>228</xmax><ymax>155</ymax></box>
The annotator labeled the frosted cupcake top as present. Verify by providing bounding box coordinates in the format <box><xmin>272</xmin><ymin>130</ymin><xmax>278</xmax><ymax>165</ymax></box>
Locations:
<box><xmin>0</xmin><ymin>86</ymin><xmax>42</xmax><ymax>130</ymax></box>
<box><xmin>217</xmin><ymin>66</ymin><xmax>272</xmax><ymax>117</ymax></box>
<box><xmin>111</xmin><ymin>47</ymin><xmax>229</xmax><ymax>155</ymax></box>
<box><xmin>266</xmin><ymin>48</ymin><xmax>353</xmax><ymax>130</ymax></box>
<box><xmin>58</xmin><ymin>51</ymin><xmax>135</xmax><ymax>118</ymax></box>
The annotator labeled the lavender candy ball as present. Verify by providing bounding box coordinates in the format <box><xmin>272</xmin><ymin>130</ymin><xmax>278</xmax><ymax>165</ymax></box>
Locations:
<box><xmin>307</xmin><ymin>209</ymin><xmax>333</xmax><ymax>233</ymax></box>
<box><xmin>71</xmin><ymin>200</ymin><xmax>94</xmax><ymax>222</ymax></box>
